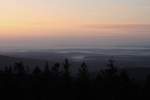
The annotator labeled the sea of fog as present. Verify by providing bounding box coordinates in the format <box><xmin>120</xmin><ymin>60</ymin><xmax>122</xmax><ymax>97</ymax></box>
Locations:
<box><xmin>2</xmin><ymin>48</ymin><xmax>149</xmax><ymax>68</ymax></box>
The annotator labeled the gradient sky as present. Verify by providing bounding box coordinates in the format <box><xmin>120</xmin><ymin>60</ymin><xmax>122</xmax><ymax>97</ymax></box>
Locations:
<box><xmin>0</xmin><ymin>0</ymin><xmax>150</xmax><ymax>50</ymax></box>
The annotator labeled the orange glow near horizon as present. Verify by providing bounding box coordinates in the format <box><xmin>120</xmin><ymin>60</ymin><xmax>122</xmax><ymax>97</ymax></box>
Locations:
<box><xmin>0</xmin><ymin>0</ymin><xmax>150</xmax><ymax>49</ymax></box>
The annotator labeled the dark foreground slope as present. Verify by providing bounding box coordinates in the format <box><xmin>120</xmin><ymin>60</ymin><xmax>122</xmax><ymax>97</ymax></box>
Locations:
<box><xmin>0</xmin><ymin>59</ymin><xmax>149</xmax><ymax>100</ymax></box>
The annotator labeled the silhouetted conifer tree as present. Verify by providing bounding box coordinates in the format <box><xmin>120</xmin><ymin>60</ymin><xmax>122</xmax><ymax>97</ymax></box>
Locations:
<box><xmin>14</xmin><ymin>62</ymin><xmax>26</xmax><ymax>75</ymax></box>
<box><xmin>78</xmin><ymin>62</ymin><xmax>89</xmax><ymax>83</ymax></box>
<box><xmin>76</xmin><ymin>62</ymin><xmax>91</xmax><ymax>100</ymax></box>
<box><xmin>51</xmin><ymin>62</ymin><xmax>60</xmax><ymax>79</ymax></box>
<box><xmin>106</xmin><ymin>58</ymin><xmax>117</xmax><ymax>75</ymax></box>
<box><xmin>33</xmin><ymin>66</ymin><xmax>41</xmax><ymax>76</ymax></box>
<box><xmin>103</xmin><ymin>58</ymin><xmax>120</xmax><ymax>100</ymax></box>
<box><xmin>63</xmin><ymin>59</ymin><xmax>71</xmax><ymax>87</ymax></box>
<box><xmin>43</xmin><ymin>62</ymin><xmax>51</xmax><ymax>77</ymax></box>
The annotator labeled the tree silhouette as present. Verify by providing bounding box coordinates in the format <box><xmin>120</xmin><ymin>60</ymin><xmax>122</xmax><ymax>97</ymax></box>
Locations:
<box><xmin>51</xmin><ymin>62</ymin><xmax>60</xmax><ymax>79</ymax></box>
<box><xmin>106</xmin><ymin>58</ymin><xmax>117</xmax><ymax>76</ymax></box>
<box><xmin>77</xmin><ymin>62</ymin><xmax>91</xmax><ymax>100</ymax></box>
<box><xmin>43</xmin><ymin>61</ymin><xmax>51</xmax><ymax>78</ymax></box>
<box><xmin>102</xmin><ymin>58</ymin><xmax>120</xmax><ymax>100</ymax></box>
<box><xmin>78</xmin><ymin>62</ymin><xmax>89</xmax><ymax>83</ymax></box>
<box><xmin>63</xmin><ymin>59</ymin><xmax>71</xmax><ymax>88</ymax></box>
<box><xmin>0</xmin><ymin>58</ymin><xmax>147</xmax><ymax>100</ymax></box>
<box><xmin>14</xmin><ymin>62</ymin><xmax>26</xmax><ymax>75</ymax></box>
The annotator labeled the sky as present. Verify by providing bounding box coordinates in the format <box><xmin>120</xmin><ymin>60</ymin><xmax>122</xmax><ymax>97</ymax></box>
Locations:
<box><xmin>0</xmin><ymin>0</ymin><xmax>150</xmax><ymax>50</ymax></box>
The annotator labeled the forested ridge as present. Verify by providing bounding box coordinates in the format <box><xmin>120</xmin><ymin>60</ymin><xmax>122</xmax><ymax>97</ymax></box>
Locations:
<box><xmin>0</xmin><ymin>59</ymin><xmax>150</xmax><ymax>100</ymax></box>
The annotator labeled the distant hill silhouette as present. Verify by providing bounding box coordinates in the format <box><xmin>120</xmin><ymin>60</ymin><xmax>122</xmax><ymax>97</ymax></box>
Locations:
<box><xmin>0</xmin><ymin>55</ymin><xmax>53</xmax><ymax>70</ymax></box>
